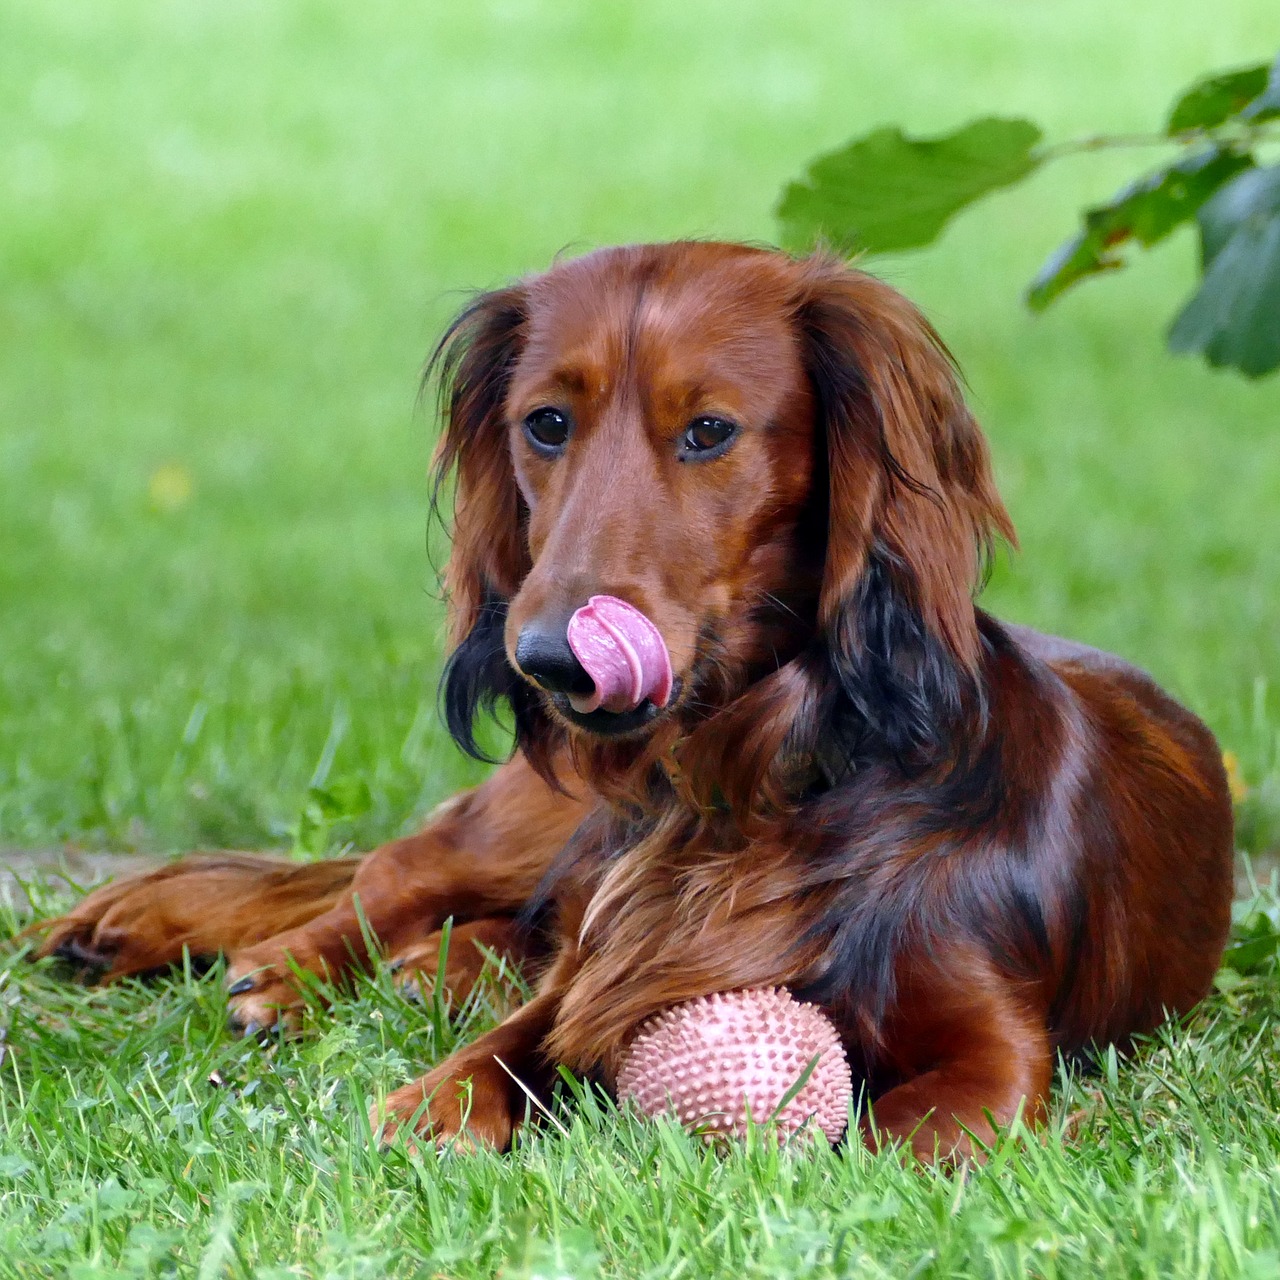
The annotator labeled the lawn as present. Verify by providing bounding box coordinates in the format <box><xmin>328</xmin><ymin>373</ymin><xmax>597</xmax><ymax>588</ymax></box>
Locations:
<box><xmin>2</xmin><ymin>0</ymin><xmax>1280</xmax><ymax>1275</ymax></box>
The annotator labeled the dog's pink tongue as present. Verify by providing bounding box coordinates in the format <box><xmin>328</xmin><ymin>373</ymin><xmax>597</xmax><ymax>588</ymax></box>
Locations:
<box><xmin>565</xmin><ymin>595</ymin><xmax>673</xmax><ymax>715</ymax></box>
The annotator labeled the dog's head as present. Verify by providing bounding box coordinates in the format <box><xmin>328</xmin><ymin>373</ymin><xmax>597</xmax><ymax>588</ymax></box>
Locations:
<box><xmin>431</xmin><ymin>243</ymin><xmax>1013</xmax><ymax>818</ymax></box>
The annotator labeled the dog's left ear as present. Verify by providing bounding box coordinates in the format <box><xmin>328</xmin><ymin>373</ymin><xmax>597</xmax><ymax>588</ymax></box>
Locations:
<box><xmin>796</xmin><ymin>257</ymin><xmax>1016</xmax><ymax>760</ymax></box>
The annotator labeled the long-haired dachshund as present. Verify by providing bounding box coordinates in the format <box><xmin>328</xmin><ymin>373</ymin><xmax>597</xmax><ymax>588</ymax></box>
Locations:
<box><xmin>35</xmin><ymin>242</ymin><xmax>1234</xmax><ymax>1160</ymax></box>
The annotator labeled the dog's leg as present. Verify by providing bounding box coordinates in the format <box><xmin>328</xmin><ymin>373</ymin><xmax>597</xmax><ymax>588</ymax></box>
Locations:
<box><xmin>389</xmin><ymin>916</ymin><xmax>535</xmax><ymax>1011</ymax></box>
<box><xmin>224</xmin><ymin>754</ymin><xmax>584</xmax><ymax>1032</ymax></box>
<box><xmin>373</xmin><ymin>949</ymin><xmax>576</xmax><ymax>1151</ymax></box>
<box><xmin>863</xmin><ymin>946</ymin><xmax>1052</xmax><ymax>1163</ymax></box>
<box><xmin>29</xmin><ymin>854</ymin><xmax>360</xmax><ymax>980</ymax></box>
<box><xmin>29</xmin><ymin>754</ymin><xmax>585</xmax><ymax>1032</ymax></box>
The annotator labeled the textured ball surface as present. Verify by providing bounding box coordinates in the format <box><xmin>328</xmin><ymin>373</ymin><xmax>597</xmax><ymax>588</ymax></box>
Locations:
<box><xmin>615</xmin><ymin>988</ymin><xmax>853</xmax><ymax>1144</ymax></box>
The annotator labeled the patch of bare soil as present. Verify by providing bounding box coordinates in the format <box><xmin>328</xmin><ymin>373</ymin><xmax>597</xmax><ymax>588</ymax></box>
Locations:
<box><xmin>0</xmin><ymin>848</ymin><xmax>161</xmax><ymax>911</ymax></box>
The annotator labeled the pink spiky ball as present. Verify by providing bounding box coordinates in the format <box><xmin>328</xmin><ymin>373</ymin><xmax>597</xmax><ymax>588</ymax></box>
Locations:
<box><xmin>615</xmin><ymin>987</ymin><xmax>853</xmax><ymax>1144</ymax></box>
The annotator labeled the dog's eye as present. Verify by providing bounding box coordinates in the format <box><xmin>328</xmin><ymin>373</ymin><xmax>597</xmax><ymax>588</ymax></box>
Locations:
<box><xmin>681</xmin><ymin>416</ymin><xmax>737</xmax><ymax>458</ymax></box>
<box><xmin>523</xmin><ymin>408</ymin><xmax>570</xmax><ymax>452</ymax></box>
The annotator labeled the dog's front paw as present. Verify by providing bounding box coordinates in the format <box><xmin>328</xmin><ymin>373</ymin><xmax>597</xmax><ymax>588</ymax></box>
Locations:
<box><xmin>224</xmin><ymin>969</ymin><xmax>305</xmax><ymax>1036</ymax></box>
<box><xmin>372</xmin><ymin>1057</ymin><xmax>520</xmax><ymax>1152</ymax></box>
<box><xmin>223</xmin><ymin>941</ymin><xmax>328</xmax><ymax>1035</ymax></box>
<box><xmin>389</xmin><ymin>917</ymin><xmax>529</xmax><ymax>1012</ymax></box>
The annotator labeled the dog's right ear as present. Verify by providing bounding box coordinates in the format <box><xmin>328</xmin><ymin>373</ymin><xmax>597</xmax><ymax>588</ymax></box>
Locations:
<box><xmin>428</xmin><ymin>287</ymin><xmax>545</xmax><ymax>764</ymax></box>
<box><xmin>428</xmin><ymin>286</ymin><xmax>531</xmax><ymax>649</ymax></box>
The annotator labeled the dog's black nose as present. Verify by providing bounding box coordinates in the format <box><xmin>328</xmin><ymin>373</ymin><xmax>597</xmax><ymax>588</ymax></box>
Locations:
<box><xmin>514</xmin><ymin>623</ymin><xmax>595</xmax><ymax>696</ymax></box>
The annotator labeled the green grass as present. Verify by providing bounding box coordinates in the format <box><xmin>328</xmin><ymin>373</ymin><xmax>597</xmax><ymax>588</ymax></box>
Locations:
<box><xmin>4</xmin><ymin>0</ymin><xmax>1280</xmax><ymax>1275</ymax></box>
<box><xmin>4</xmin><ymin>876</ymin><xmax>1280</xmax><ymax>1279</ymax></box>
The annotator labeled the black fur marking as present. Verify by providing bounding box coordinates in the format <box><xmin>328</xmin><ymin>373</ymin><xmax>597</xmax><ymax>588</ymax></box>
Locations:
<box><xmin>796</xmin><ymin>621</ymin><xmax>1069</xmax><ymax>1056</ymax></box>
<box><xmin>800</xmin><ymin>291</ymin><xmax>976</xmax><ymax>774</ymax></box>
<box><xmin>438</xmin><ymin>587</ymin><xmax>544</xmax><ymax>766</ymax></box>
<box><xmin>1046</xmin><ymin>879</ymin><xmax>1090</xmax><ymax>1038</ymax></box>
<box><xmin>797</xmin><ymin>814</ymin><xmax>1061</xmax><ymax>1058</ymax></box>
<box><xmin>821</xmin><ymin>540</ymin><xmax>974</xmax><ymax>774</ymax></box>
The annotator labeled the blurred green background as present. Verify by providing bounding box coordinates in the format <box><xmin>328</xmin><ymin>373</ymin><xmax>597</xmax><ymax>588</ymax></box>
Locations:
<box><xmin>2</xmin><ymin>0</ymin><xmax>1277</xmax><ymax>856</ymax></box>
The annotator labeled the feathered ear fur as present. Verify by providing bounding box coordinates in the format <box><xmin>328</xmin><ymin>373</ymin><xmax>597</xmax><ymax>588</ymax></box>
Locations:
<box><xmin>429</xmin><ymin>287</ymin><xmax>530</xmax><ymax>645</ymax></box>
<box><xmin>428</xmin><ymin>287</ymin><xmax>546</xmax><ymax>765</ymax></box>
<box><xmin>796</xmin><ymin>257</ymin><xmax>1016</xmax><ymax>765</ymax></box>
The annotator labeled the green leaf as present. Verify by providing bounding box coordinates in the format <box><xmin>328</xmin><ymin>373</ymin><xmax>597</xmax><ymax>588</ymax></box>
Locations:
<box><xmin>1168</xmin><ymin>164</ymin><xmax>1280</xmax><ymax>378</ymax></box>
<box><xmin>1027</xmin><ymin>148</ymin><xmax>1253</xmax><ymax>310</ymax></box>
<box><xmin>1166</xmin><ymin>63</ymin><xmax>1269</xmax><ymax>133</ymax></box>
<box><xmin>293</xmin><ymin>805</ymin><xmax>327</xmax><ymax>857</ymax></box>
<box><xmin>777</xmin><ymin>117</ymin><xmax>1042</xmax><ymax>255</ymax></box>
<box><xmin>291</xmin><ymin>774</ymin><xmax>372</xmax><ymax>856</ymax></box>
<box><xmin>1222</xmin><ymin>910</ymin><xmax>1280</xmax><ymax>974</ymax></box>
<box><xmin>1240</xmin><ymin>51</ymin><xmax>1280</xmax><ymax>123</ymax></box>
<box><xmin>308</xmin><ymin>775</ymin><xmax>372</xmax><ymax>822</ymax></box>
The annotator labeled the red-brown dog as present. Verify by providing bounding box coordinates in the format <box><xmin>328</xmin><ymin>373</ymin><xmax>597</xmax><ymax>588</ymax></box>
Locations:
<box><xmin>37</xmin><ymin>243</ymin><xmax>1234</xmax><ymax>1160</ymax></box>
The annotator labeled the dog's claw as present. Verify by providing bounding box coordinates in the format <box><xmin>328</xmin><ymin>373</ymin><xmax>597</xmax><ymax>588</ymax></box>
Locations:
<box><xmin>227</xmin><ymin>976</ymin><xmax>256</xmax><ymax>995</ymax></box>
<box><xmin>51</xmin><ymin>936</ymin><xmax>111</xmax><ymax>971</ymax></box>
